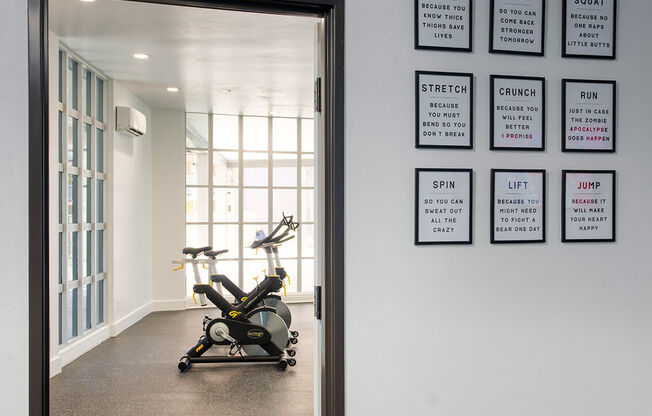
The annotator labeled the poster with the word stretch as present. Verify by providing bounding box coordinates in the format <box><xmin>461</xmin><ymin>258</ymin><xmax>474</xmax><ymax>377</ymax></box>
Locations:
<box><xmin>416</xmin><ymin>71</ymin><xmax>473</xmax><ymax>149</ymax></box>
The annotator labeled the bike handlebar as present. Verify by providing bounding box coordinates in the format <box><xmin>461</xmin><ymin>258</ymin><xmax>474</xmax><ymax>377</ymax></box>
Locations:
<box><xmin>250</xmin><ymin>213</ymin><xmax>300</xmax><ymax>249</ymax></box>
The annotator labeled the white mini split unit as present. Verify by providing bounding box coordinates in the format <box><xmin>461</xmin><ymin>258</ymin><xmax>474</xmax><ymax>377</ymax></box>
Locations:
<box><xmin>116</xmin><ymin>106</ymin><xmax>147</xmax><ymax>137</ymax></box>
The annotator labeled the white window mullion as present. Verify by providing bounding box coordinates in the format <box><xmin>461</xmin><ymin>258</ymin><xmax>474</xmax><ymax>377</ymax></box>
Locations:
<box><xmin>267</xmin><ymin>117</ymin><xmax>274</xmax><ymax>248</ymax></box>
<box><xmin>296</xmin><ymin>117</ymin><xmax>303</xmax><ymax>293</ymax></box>
<box><xmin>208</xmin><ymin>115</ymin><xmax>214</xmax><ymax>248</ymax></box>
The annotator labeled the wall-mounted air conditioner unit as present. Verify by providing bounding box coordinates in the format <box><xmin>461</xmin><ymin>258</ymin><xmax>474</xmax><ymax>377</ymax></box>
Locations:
<box><xmin>116</xmin><ymin>106</ymin><xmax>147</xmax><ymax>137</ymax></box>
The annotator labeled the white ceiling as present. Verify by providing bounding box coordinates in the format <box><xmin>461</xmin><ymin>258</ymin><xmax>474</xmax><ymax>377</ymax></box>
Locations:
<box><xmin>50</xmin><ymin>0</ymin><xmax>319</xmax><ymax>117</ymax></box>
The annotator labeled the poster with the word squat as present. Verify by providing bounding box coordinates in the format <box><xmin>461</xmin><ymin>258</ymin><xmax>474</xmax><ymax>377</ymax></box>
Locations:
<box><xmin>562</xmin><ymin>79</ymin><xmax>616</xmax><ymax>152</ymax></box>
<box><xmin>416</xmin><ymin>71</ymin><xmax>473</xmax><ymax>149</ymax></box>
<box><xmin>563</xmin><ymin>0</ymin><xmax>617</xmax><ymax>59</ymax></box>
<box><xmin>491</xmin><ymin>75</ymin><xmax>545</xmax><ymax>151</ymax></box>
<box><xmin>415</xmin><ymin>0</ymin><xmax>473</xmax><ymax>51</ymax></box>
<box><xmin>490</xmin><ymin>0</ymin><xmax>545</xmax><ymax>56</ymax></box>
<box><xmin>491</xmin><ymin>169</ymin><xmax>546</xmax><ymax>243</ymax></box>
<box><xmin>415</xmin><ymin>168</ymin><xmax>473</xmax><ymax>245</ymax></box>
<box><xmin>562</xmin><ymin>170</ymin><xmax>615</xmax><ymax>242</ymax></box>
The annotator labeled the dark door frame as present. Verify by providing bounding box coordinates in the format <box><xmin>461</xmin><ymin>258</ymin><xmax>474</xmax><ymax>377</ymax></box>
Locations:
<box><xmin>27</xmin><ymin>0</ymin><xmax>344</xmax><ymax>414</ymax></box>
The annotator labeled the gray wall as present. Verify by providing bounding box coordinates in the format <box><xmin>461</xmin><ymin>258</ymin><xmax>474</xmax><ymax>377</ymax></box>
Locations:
<box><xmin>0</xmin><ymin>0</ymin><xmax>29</xmax><ymax>414</ymax></box>
<box><xmin>345</xmin><ymin>1</ymin><xmax>652</xmax><ymax>415</ymax></box>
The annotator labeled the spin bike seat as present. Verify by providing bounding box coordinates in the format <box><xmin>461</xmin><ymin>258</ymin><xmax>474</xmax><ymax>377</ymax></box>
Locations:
<box><xmin>182</xmin><ymin>246</ymin><xmax>212</xmax><ymax>258</ymax></box>
<box><xmin>204</xmin><ymin>249</ymin><xmax>229</xmax><ymax>259</ymax></box>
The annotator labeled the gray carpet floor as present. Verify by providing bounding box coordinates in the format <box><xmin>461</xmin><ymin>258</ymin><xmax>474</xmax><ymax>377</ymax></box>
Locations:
<box><xmin>50</xmin><ymin>303</ymin><xmax>314</xmax><ymax>416</ymax></box>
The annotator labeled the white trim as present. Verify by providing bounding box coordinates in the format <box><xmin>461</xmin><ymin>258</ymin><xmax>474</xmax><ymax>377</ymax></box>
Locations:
<box><xmin>57</xmin><ymin>325</ymin><xmax>110</xmax><ymax>368</ymax></box>
<box><xmin>152</xmin><ymin>299</ymin><xmax>187</xmax><ymax>312</ymax></box>
<box><xmin>109</xmin><ymin>301</ymin><xmax>152</xmax><ymax>337</ymax></box>
<box><xmin>50</xmin><ymin>355</ymin><xmax>62</xmax><ymax>378</ymax></box>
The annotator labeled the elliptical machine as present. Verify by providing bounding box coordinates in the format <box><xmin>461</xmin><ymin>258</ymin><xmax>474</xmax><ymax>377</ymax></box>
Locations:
<box><xmin>207</xmin><ymin>214</ymin><xmax>300</xmax><ymax>340</ymax></box>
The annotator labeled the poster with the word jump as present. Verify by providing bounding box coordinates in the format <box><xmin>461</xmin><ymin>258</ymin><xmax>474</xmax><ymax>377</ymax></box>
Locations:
<box><xmin>562</xmin><ymin>170</ymin><xmax>615</xmax><ymax>242</ymax></box>
<box><xmin>562</xmin><ymin>79</ymin><xmax>616</xmax><ymax>152</ymax></box>
<box><xmin>416</xmin><ymin>71</ymin><xmax>473</xmax><ymax>149</ymax></box>
<box><xmin>491</xmin><ymin>75</ymin><xmax>545</xmax><ymax>150</ymax></box>
<box><xmin>415</xmin><ymin>0</ymin><xmax>473</xmax><ymax>51</ymax></box>
<box><xmin>415</xmin><ymin>168</ymin><xmax>473</xmax><ymax>245</ymax></box>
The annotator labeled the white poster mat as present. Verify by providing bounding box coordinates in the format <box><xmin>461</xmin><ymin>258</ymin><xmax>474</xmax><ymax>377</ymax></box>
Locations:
<box><xmin>492</xmin><ymin>0</ymin><xmax>544</xmax><ymax>54</ymax></box>
<box><xmin>417</xmin><ymin>170</ymin><xmax>472</xmax><ymax>243</ymax></box>
<box><xmin>418</xmin><ymin>73</ymin><xmax>472</xmax><ymax>147</ymax></box>
<box><xmin>564</xmin><ymin>172</ymin><xmax>614</xmax><ymax>241</ymax></box>
<box><xmin>492</xmin><ymin>77</ymin><xmax>544</xmax><ymax>149</ymax></box>
<box><xmin>564</xmin><ymin>81</ymin><xmax>614</xmax><ymax>151</ymax></box>
<box><xmin>564</xmin><ymin>0</ymin><xmax>615</xmax><ymax>57</ymax></box>
<box><xmin>493</xmin><ymin>171</ymin><xmax>544</xmax><ymax>242</ymax></box>
<box><xmin>417</xmin><ymin>0</ymin><xmax>472</xmax><ymax>49</ymax></box>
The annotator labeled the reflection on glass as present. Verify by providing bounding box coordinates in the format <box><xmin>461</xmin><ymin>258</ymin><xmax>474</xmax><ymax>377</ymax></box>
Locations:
<box><xmin>213</xmin><ymin>188</ymin><xmax>238</xmax><ymax>222</ymax></box>
<box><xmin>85</xmin><ymin>283</ymin><xmax>92</xmax><ymax>330</ymax></box>
<box><xmin>213</xmin><ymin>151</ymin><xmax>238</xmax><ymax>186</ymax></box>
<box><xmin>186</xmin><ymin>113</ymin><xmax>209</xmax><ymax>148</ymax></box>
<box><xmin>243</xmin><ymin>189</ymin><xmax>268</xmax><ymax>222</ymax></box>
<box><xmin>301</xmin><ymin>119</ymin><xmax>314</xmax><ymax>152</ymax></box>
<box><xmin>96</xmin><ymin>129</ymin><xmax>104</xmax><ymax>172</ymax></box>
<box><xmin>273</xmin><ymin>118</ymin><xmax>297</xmax><ymax>151</ymax></box>
<box><xmin>84</xmin><ymin>178</ymin><xmax>91</xmax><ymax>223</ymax></box>
<box><xmin>243</xmin><ymin>152</ymin><xmax>268</xmax><ymax>186</ymax></box>
<box><xmin>58</xmin><ymin>111</ymin><xmax>63</xmax><ymax>163</ymax></box>
<box><xmin>186</xmin><ymin>150</ymin><xmax>209</xmax><ymax>185</ymax></box>
<box><xmin>68</xmin><ymin>174</ymin><xmax>78</xmax><ymax>224</ymax></box>
<box><xmin>243</xmin><ymin>116</ymin><xmax>268</xmax><ymax>151</ymax></box>
<box><xmin>212</xmin><ymin>225</ymin><xmax>239</xmax><ymax>258</ymax></box>
<box><xmin>83</xmin><ymin>123</ymin><xmax>91</xmax><ymax>170</ymax></box>
<box><xmin>97</xmin><ymin>280</ymin><xmax>104</xmax><ymax>324</ymax></box>
<box><xmin>67</xmin><ymin>117</ymin><xmax>78</xmax><ymax>167</ymax></box>
<box><xmin>273</xmin><ymin>189</ymin><xmax>297</xmax><ymax>223</ymax></box>
<box><xmin>83</xmin><ymin>68</ymin><xmax>92</xmax><ymax>116</ymax></box>
<box><xmin>302</xmin><ymin>189</ymin><xmax>314</xmax><ymax>222</ymax></box>
<box><xmin>302</xmin><ymin>154</ymin><xmax>315</xmax><ymax>187</ymax></box>
<box><xmin>68</xmin><ymin>58</ymin><xmax>79</xmax><ymax>111</ymax></box>
<box><xmin>213</xmin><ymin>115</ymin><xmax>239</xmax><ymax>150</ymax></box>
<box><xmin>97</xmin><ymin>230</ymin><xmax>104</xmax><ymax>274</ymax></box>
<box><xmin>96</xmin><ymin>78</ymin><xmax>104</xmax><ymax>123</ymax></box>
<box><xmin>97</xmin><ymin>180</ymin><xmax>104</xmax><ymax>222</ymax></box>
<box><xmin>273</xmin><ymin>153</ymin><xmax>297</xmax><ymax>187</ymax></box>
<box><xmin>186</xmin><ymin>187</ymin><xmax>209</xmax><ymax>222</ymax></box>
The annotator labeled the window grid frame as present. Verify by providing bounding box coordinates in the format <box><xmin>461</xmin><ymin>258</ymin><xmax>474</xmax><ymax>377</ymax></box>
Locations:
<box><xmin>56</xmin><ymin>45</ymin><xmax>108</xmax><ymax>349</ymax></box>
<box><xmin>185</xmin><ymin>113</ymin><xmax>315</xmax><ymax>296</ymax></box>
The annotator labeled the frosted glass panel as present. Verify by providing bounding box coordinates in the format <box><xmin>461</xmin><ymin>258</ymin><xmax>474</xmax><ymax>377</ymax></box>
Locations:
<box><xmin>243</xmin><ymin>117</ymin><xmax>268</xmax><ymax>151</ymax></box>
<box><xmin>213</xmin><ymin>115</ymin><xmax>239</xmax><ymax>150</ymax></box>
<box><xmin>273</xmin><ymin>118</ymin><xmax>297</xmax><ymax>151</ymax></box>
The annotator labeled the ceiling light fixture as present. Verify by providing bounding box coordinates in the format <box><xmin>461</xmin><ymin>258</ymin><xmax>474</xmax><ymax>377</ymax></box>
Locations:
<box><xmin>166</xmin><ymin>87</ymin><xmax>179</xmax><ymax>92</ymax></box>
<box><xmin>80</xmin><ymin>0</ymin><xmax>96</xmax><ymax>2</ymax></box>
<box><xmin>133</xmin><ymin>53</ymin><xmax>150</xmax><ymax>60</ymax></box>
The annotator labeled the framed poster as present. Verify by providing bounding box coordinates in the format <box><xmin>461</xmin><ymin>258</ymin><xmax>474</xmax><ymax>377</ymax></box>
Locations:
<box><xmin>562</xmin><ymin>170</ymin><xmax>616</xmax><ymax>242</ymax></box>
<box><xmin>490</xmin><ymin>75</ymin><xmax>545</xmax><ymax>151</ymax></box>
<box><xmin>562</xmin><ymin>0</ymin><xmax>617</xmax><ymax>59</ymax></box>
<box><xmin>491</xmin><ymin>169</ymin><xmax>546</xmax><ymax>244</ymax></box>
<box><xmin>562</xmin><ymin>79</ymin><xmax>616</xmax><ymax>152</ymax></box>
<box><xmin>415</xmin><ymin>168</ymin><xmax>473</xmax><ymax>245</ymax></box>
<box><xmin>416</xmin><ymin>71</ymin><xmax>474</xmax><ymax>149</ymax></box>
<box><xmin>415</xmin><ymin>0</ymin><xmax>473</xmax><ymax>52</ymax></box>
<box><xmin>490</xmin><ymin>0</ymin><xmax>545</xmax><ymax>56</ymax></box>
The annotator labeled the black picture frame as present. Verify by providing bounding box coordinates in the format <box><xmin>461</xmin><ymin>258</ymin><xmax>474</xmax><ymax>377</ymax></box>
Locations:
<box><xmin>490</xmin><ymin>74</ymin><xmax>546</xmax><ymax>151</ymax></box>
<box><xmin>561</xmin><ymin>79</ymin><xmax>616</xmax><ymax>153</ymax></box>
<box><xmin>561</xmin><ymin>170</ymin><xmax>616</xmax><ymax>243</ymax></box>
<box><xmin>415</xmin><ymin>168</ymin><xmax>473</xmax><ymax>245</ymax></box>
<box><xmin>415</xmin><ymin>71</ymin><xmax>474</xmax><ymax>149</ymax></box>
<box><xmin>562</xmin><ymin>0</ymin><xmax>617</xmax><ymax>60</ymax></box>
<box><xmin>490</xmin><ymin>169</ymin><xmax>546</xmax><ymax>244</ymax></box>
<box><xmin>414</xmin><ymin>0</ymin><xmax>473</xmax><ymax>52</ymax></box>
<box><xmin>489</xmin><ymin>0</ymin><xmax>546</xmax><ymax>56</ymax></box>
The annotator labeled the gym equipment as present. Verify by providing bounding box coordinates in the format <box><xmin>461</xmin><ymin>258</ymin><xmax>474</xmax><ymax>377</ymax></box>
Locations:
<box><xmin>206</xmin><ymin>214</ymin><xmax>299</xmax><ymax>339</ymax></box>
<box><xmin>177</xmin><ymin>265</ymin><xmax>295</xmax><ymax>371</ymax></box>
<box><xmin>172</xmin><ymin>246</ymin><xmax>213</xmax><ymax>306</ymax></box>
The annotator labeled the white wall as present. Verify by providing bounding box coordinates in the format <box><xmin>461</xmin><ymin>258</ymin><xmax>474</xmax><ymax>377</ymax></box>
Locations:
<box><xmin>151</xmin><ymin>110</ymin><xmax>186</xmax><ymax>310</ymax></box>
<box><xmin>110</xmin><ymin>81</ymin><xmax>154</xmax><ymax>333</ymax></box>
<box><xmin>0</xmin><ymin>1</ymin><xmax>28</xmax><ymax>413</ymax></box>
<box><xmin>345</xmin><ymin>1</ymin><xmax>652</xmax><ymax>415</ymax></box>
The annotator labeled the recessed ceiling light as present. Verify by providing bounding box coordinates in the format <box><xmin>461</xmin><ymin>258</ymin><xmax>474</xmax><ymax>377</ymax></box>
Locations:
<box><xmin>166</xmin><ymin>87</ymin><xmax>179</xmax><ymax>92</ymax></box>
<box><xmin>133</xmin><ymin>53</ymin><xmax>149</xmax><ymax>60</ymax></box>
<box><xmin>80</xmin><ymin>0</ymin><xmax>95</xmax><ymax>2</ymax></box>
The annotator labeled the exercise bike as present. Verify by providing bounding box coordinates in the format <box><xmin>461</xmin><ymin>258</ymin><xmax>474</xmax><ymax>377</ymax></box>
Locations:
<box><xmin>207</xmin><ymin>214</ymin><xmax>300</xmax><ymax>340</ymax></box>
<box><xmin>174</xmin><ymin>251</ymin><xmax>296</xmax><ymax>371</ymax></box>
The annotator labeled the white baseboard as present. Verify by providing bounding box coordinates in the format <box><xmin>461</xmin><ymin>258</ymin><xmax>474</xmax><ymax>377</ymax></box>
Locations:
<box><xmin>110</xmin><ymin>301</ymin><xmax>152</xmax><ymax>337</ymax></box>
<box><xmin>50</xmin><ymin>355</ymin><xmax>62</xmax><ymax>378</ymax></box>
<box><xmin>152</xmin><ymin>299</ymin><xmax>186</xmax><ymax>311</ymax></box>
<box><xmin>57</xmin><ymin>325</ymin><xmax>111</xmax><ymax>369</ymax></box>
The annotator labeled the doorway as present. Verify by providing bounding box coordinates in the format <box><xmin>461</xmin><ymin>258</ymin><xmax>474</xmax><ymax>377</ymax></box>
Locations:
<box><xmin>28</xmin><ymin>0</ymin><xmax>344</xmax><ymax>415</ymax></box>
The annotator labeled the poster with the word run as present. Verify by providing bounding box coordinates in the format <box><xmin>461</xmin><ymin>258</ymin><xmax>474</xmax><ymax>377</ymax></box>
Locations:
<box><xmin>563</xmin><ymin>79</ymin><xmax>615</xmax><ymax>152</ymax></box>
